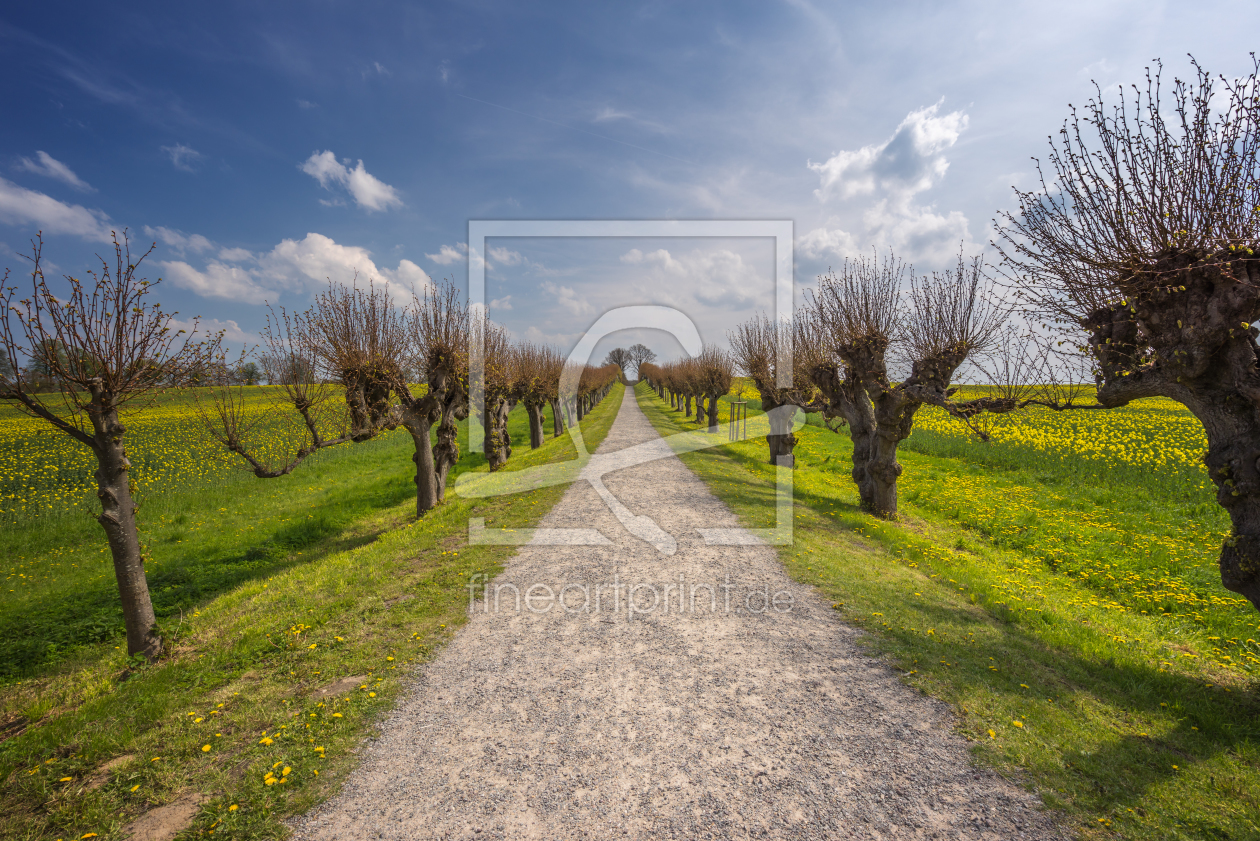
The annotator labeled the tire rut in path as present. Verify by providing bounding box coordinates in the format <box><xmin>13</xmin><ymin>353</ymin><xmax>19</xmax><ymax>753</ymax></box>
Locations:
<box><xmin>292</xmin><ymin>388</ymin><xmax>1065</xmax><ymax>840</ymax></box>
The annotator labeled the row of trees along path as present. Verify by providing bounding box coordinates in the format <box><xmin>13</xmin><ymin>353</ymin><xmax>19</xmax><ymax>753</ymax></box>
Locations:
<box><xmin>646</xmin><ymin>55</ymin><xmax>1260</xmax><ymax>617</ymax></box>
<box><xmin>0</xmin><ymin>258</ymin><xmax>618</xmax><ymax>661</ymax></box>
<box><xmin>5</xmin><ymin>53</ymin><xmax>1260</xmax><ymax>661</ymax></box>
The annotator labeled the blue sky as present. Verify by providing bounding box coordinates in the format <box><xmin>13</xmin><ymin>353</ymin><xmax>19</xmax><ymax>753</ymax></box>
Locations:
<box><xmin>0</xmin><ymin>1</ymin><xmax>1255</xmax><ymax>364</ymax></box>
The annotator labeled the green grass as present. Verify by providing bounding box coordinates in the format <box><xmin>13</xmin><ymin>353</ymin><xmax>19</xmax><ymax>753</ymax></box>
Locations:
<box><xmin>0</xmin><ymin>384</ymin><xmax>623</xmax><ymax>841</ymax></box>
<box><xmin>638</xmin><ymin>382</ymin><xmax>1260</xmax><ymax>841</ymax></box>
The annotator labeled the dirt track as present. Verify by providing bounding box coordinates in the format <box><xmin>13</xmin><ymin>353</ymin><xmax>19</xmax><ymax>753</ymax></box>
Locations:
<box><xmin>291</xmin><ymin>388</ymin><xmax>1064</xmax><ymax>840</ymax></box>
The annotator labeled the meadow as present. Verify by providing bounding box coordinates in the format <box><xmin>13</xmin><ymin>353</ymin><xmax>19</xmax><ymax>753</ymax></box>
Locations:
<box><xmin>4</xmin><ymin>378</ymin><xmax>1259</xmax><ymax>840</ymax></box>
<box><xmin>0</xmin><ymin>384</ymin><xmax>623</xmax><ymax>840</ymax></box>
<box><xmin>644</xmin><ymin>381</ymin><xmax>1259</xmax><ymax>841</ymax></box>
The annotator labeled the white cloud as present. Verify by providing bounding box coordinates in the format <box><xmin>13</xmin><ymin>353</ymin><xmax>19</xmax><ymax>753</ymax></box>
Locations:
<box><xmin>143</xmin><ymin>225</ymin><xmax>213</xmax><ymax>256</ymax></box>
<box><xmin>16</xmin><ymin>151</ymin><xmax>93</xmax><ymax>192</ymax></box>
<box><xmin>425</xmin><ymin>242</ymin><xmax>485</xmax><ymax>269</ymax></box>
<box><xmin>540</xmin><ymin>280</ymin><xmax>594</xmax><ymax>317</ymax></box>
<box><xmin>809</xmin><ymin>101</ymin><xmax>967</xmax><ymax>202</ymax></box>
<box><xmin>258</xmin><ymin>232</ymin><xmax>430</xmax><ymax>303</ymax></box>
<box><xmin>487</xmin><ymin>246</ymin><xmax>522</xmax><ymax>266</ymax></box>
<box><xmin>618</xmin><ymin>247</ymin><xmax>762</xmax><ymax>308</ymax></box>
<box><xmin>168</xmin><ymin>316</ymin><xmax>255</xmax><ymax>345</ymax></box>
<box><xmin>159</xmin><ymin>260</ymin><xmax>275</xmax><ymax>304</ymax></box>
<box><xmin>161</xmin><ymin>143</ymin><xmax>204</xmax><ymax>172</ymax></box>
<box><xmin>217</xmin><ymin>246</ymin><xmax>253</xmax><ymax>262</ymax></box>
<box><xmin>0</xmin><ymin>176</ymin><xmax>112</xmax><ymax>241</ymax></box>
<box><xmin>154</xmin><ymin>231</ymin><xmax>430</xmax><ymax>305</ymax></box>
<box><xmin>300</xmin><ymin>150</ymin><xmax>403</xmax><ymax>212</ymax></box>
<box><xmin>861</xmin><ymin>200</ymin><xmax>971</xmax><ymax>264</ymax></box>
<box><xmin>490</xmin><ymin>295</ymin><xmax>513</xmax><ymax>311</ymax></box>
<box><xmin>806</xmin><ymin>101</ymin><xmax>975</xmax><ymax>263</ymax></box>
<box><xmin>797</xmin><ymin>226</ymin><xmax>860</xmax><ymax>261</ymax></box>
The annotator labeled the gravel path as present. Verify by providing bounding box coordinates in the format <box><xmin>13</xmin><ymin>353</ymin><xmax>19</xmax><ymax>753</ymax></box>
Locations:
<box><xmin>292</xmin><ymin>389</ymin><xmax>1065</xmax><ymax>840</ymax></box>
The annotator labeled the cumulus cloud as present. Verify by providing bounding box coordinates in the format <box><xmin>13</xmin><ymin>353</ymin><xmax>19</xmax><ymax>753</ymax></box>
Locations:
<box><xmin>168</xmin><ymin>316</ymin><xmax>255</xmax><ymax>345</ymax></box>
<box><xmin>155</xmin><ymin>231</ymin><xmax>430</xmax><ymax>305</ymax></box>
<box><xmin>300</xmin><ymin>150</ymin><xmax>403</xmax><ymax>212</ymax></box>
<box><xmin>810</xmin><ymin>101</ymin><xmax>966</xmax><ymax>202</ymax></box>
<box><xmin>0</xmin><ymin>176</ymin><xmax>112</xmax><ymax>241</ymax></box>
<box><xmin>159</xmin><ymin>259</ymin><xmax>275</xmax><ymax>304</ymax></box>
<box><xmin>797</xmin><ymin>226</ymin><xmax>860</xmax><ymax>261</ymax></box>
<box><xmin>490</xmin><ymin>295</ymin><xmax>513</xmax><ymax>311</ymax></box>
<box><xmin>425</xmin><ymin>242</ymin><xmax>487</xmax><ymax>270</ymax></box>
<box><xmin>217</xmin><ymin>246</ymin><xmax>253</xmax><ymax>262</ymax></box>
<box><xmin>161</xmin><ymin>143</ymin><xmax>204</xmax><ymax>172</ymax></box>
<box><xmin>807</xmin><ymin>101</ymin><xmax>974</xmax><ymax>263</ymax></box>
<box><xmin>143</xmin><ymin>225</ymin><xmax>213</xmax><ymax>256</ymax></box>
<box><xmin>16</xmin><ymin>151</ymin><xmax>93</xmax><ymax>192</ymax></box>
<box><xmin>258</xmin><ymin>232</ymin><xmax>431</xmax><ymax>304</ymax></box>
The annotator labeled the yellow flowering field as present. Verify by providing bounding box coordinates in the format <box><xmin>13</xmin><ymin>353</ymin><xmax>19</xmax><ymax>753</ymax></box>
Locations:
<box><xmin>912</xmin><ymin>391</ymin><xmax>1211</xmax><ymax>491</ymax></box>
<box><xmin>0</xmin><ymin>387</ymin><xmax>412</xmax><ymax>524</ymax></box>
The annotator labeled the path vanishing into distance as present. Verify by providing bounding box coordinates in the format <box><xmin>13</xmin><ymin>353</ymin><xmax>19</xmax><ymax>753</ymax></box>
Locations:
<box><xmin>292</xmin><ymin>389</ymin><xmax>1065</xmax><ymax>841</ymax></box>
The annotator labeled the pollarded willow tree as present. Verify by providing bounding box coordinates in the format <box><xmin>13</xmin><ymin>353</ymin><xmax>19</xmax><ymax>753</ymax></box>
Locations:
<box><xmin>695</xmin><ymin>347</ymin><xmax>734</xmax><ymax>433</ymax></box>
<box><xmin>480</xmin><ymin>319</ymin><xmax>515</xmax><ymax>471</ymax></box>
<box><xmin>398</xmin><ymin>281</ymin><xmax>470</xmax><ymax>512</ymax></box>
<box><xmin>204</xmin><ymin>281</ymin><xmax>403</xmax><ymax>479</ymax></box>
<box><xmin>803</xmin><ymin>252</ymin><xmax>1009</xmax><ymax>518</ymax></box>
<box><xmin>996</xmin><ymin>55</ymin><xmax>1260</xmax><ymax>612</ymax></box>
<box><xmin>516</xmin><ymin>343</ymin><xmax>563</xmax><ymax>448</ymax></box>
<box><xmin>0</xmin><ymin>234</ymin><xmax>212</xmax><ymax>660</ymax></box>
<box><xmin>728</xmin><ymin>315</ymin><xmax>821</xmax><ymax>467</ymax></box>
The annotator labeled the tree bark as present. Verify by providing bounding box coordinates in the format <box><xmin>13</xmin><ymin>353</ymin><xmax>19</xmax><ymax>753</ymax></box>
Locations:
<box><xmin>89</xmin><ymin>399</ymin><xmax>161</xmax><ymax>661</ymax></box>
<box><xmin>549</xmin><ymin>398</ymin><xmax>564</xmax><ymax>437</ymax></box>
<box><xmin>766</xmin><ymin>405</ymin><xmax>797</xmax><ymax>468</ymax></box>
<box><xmin>706</xmin><ymin>394</ymin><xmax>720</xmax><ymax>433</ymax></box>
<box><xmin>404</xmin><ymin>409</ymin><xmax>440</xmax><ymax>516</ymax></box>
<box><xmin>434</xmin><ymin>402</ymin><xmax>464</xmax><ymax>501</ymax></box>
<box><xmin>526</xmin><ymin>401</ymin><xmax>545</xmax><ymax>448</ymax></box>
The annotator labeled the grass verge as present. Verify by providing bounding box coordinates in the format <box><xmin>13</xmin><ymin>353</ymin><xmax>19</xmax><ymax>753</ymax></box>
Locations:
<box><xmin>637</xmin><ymin>382</ymin><xmax>1260</xmax><ymax>841</ymax></box>
<box><xmin>0</xmin><ymin>383</ymin><xmax>623</xmax><ymax>841</ymax></box>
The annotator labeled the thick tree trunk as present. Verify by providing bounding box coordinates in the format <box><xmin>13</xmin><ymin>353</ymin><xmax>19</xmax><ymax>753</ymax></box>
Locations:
<box><xmin>549</xmin><ymin>398</ymin><xmax>564</xmax><ymax>437</ymax></box>
<box><xmin>406</xmin><ymin>415</ymin><xmax>441</xmax><ymax>516</ymax></box>
<box><xmin>576</xmin><ymin>396</ymin><xmax>586</xmax><ymax>421</ymax></box>
<box><xmin>91</xmin><ymin>405</ymin><xmax>161</xmax><ymax>661</ymax></box>
<box><xmin>864</xmin><ymin>430</ymin><xmax>904</xmax><ymax>518</ymax></box>
<box><xmin>433</xmin><ymin>402</ymin><xmax>463</xmax><ymax>501</ymax></box>
<box><xmin>707</xmin><ymin>394</ymin><xmax>720</xmax><ymax>433</ymax></box>
<box><xmin>1193</xmin><ymin>395</ymin><xmax>1260</xmax><ymax>611</ymax></box>
<box><xmin>526</xmin><ymin>401</ymin><xmax>545</xmax><ymax>448</ymax></box>
<box><xmin>694</xmin><ymin>398</ymin><xmax>706</xmax><ymax>427</ymax></box>
<box><xmin>683</xmin><ymin>394</ymin><xmax>691</xmax><ymax>417</ymax></box>
<box><xmin>484</xmin><ymin>396</ymin><xmax>510</xmax><ymax>471</ymax></box>
<box><xmin>766</xmin><ymin>404</ymin><xmax>797</xmax><ymax>468</ymax></box>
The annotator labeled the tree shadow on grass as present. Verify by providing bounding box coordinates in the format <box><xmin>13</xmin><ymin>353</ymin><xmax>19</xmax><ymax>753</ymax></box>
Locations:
<box><xmin>0</xmin><ymin>468</ymin><xmax>417</xmax><ymax>680</ymax></box>
<box><xmin>0</xmin><ymin>404</ymin><xmax>557</xmax><ymax>680</ymax></box>
<box><xmin>869</xmin><ymin>597</ymin><xmax>1260</xmax><ymax>833</ymax></box>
